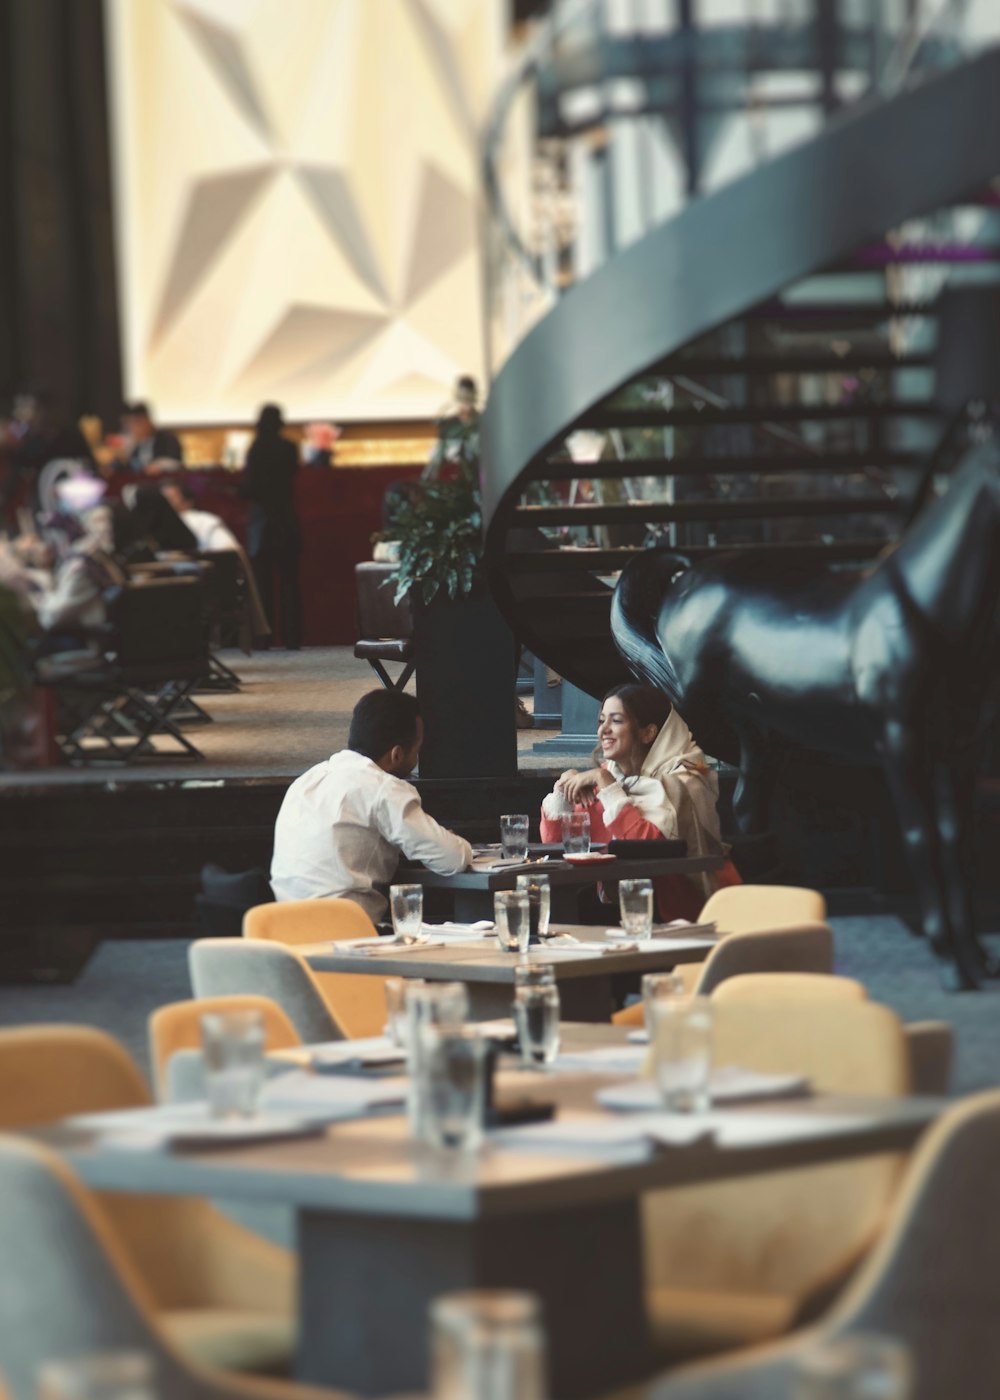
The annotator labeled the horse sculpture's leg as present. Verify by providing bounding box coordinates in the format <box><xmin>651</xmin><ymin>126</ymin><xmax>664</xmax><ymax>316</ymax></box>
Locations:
<box><xmin>732</xmin><ymin>729</ymin><xmax>777</xmax><ymax>836</ymax></box>
<box><xmin>880</xmin><ymin>720</ymin><xmax>982</xmax><ymax>990</ymax></box>
<box><xmin>936</xmin><ymin>758</ymin><xmax>997</xmax><ymax>982</ymax></box>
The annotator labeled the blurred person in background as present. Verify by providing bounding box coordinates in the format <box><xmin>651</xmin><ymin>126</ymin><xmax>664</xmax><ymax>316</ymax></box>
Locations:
<box><xmin>115</xmin><ymin>401</ymin><xmax>184</xmax><ymax>474</ymax></box>
<box><xmin>242</xmin><ymin>403</ymin><xmax>302</xmax><ymax>650</ymax></box>
<box><xmin>160</xmin><ymin>477</ymin><xmax>239</xmax><ymax>552</ymax></box>
<box><xmin>421</xmin><ymin>374</ymin><xmax>480</xmax><ymax>484</ymax></box>
<box><xmin>1</xmin><ymin>387</ymin><xmax>94</xmax><ymax>482</ymax></box>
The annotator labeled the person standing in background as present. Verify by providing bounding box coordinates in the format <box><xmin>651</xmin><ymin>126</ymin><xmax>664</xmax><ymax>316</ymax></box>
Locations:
<box><xmin>242</xmin><ymin>403</ymin><xmax>302</xmax><ymax>650</ymax></box>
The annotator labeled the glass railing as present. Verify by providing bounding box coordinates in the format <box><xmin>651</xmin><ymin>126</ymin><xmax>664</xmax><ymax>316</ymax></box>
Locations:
<box><xmin>484</xmin><ymin>0</ymin><xmax>1000</xmax><ymax>376</ymax></box>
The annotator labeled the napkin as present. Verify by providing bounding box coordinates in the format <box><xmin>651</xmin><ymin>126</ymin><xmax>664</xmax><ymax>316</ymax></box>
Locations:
<box><xmin>259</xmin><ymin>1069</ymin><xmax>407</xmax><ymax>1119</ymax></box>
<box><xmin>605</xmin><ymin>921</ymin><xmax>718</xmax><ymax>941</ymax></box>
<box><xmin>549</xmin><ymin>1045</ymin><xmax>649</xmax><ymax>1075</ymax></box>
<box><xmin>336</xmin><ymin>938</ymin><xmax>447</xmax><ymax>957</ymax></box>
<box><xmin>66</xmin><ymin>1103</ymin><xmax>325</xmax><ymax>1151</ymax></box>
<box><xmin>306</xmin><ymin>1036</ymin><xmax>406</xmax><ymax>1069</ymax></box>
<box><xmin>423</xmin><ymin>921</ymin><xmax>495</xmax><ymax>941</ymax></box>
<box><xmin>596</xmin><ymin>1066</ymin><xmax>811</xmax><ymax>1112</ymax></box>
<box><xmin>491</xmin><ymin>1112</ymin><xmax>710</xmax><ymax>1159</ymax></box>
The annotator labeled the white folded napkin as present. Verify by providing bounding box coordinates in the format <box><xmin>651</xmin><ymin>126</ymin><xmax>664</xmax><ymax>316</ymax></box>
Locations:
<box><xmin>605</xmin><ymin>921</ymin><xmax>718</xmax><ymax>941</ymax></box>
<box><xmin>597</xmin><ymin>1066</ymin><xmax>811</xmax><ymax>1112</ymax></box>
<box><xmin>491</xmin><ymin>1111</ymin><xmax>710</xmax><ymax>1159</ymax></box>
<box><xmin>259</xmin><ymin>1069</ymin><xmax>407</xmax><ymax>1119</ymax></box>
<box><xmin>423</xmin><ymin>921</ymin><xmax>495</xmax><ymax>941</ymax></box>
<box><xmin>549</xmin><ymin>1045</ymin><xmax>649</xmax><ymax>1075</ymax></box>
<box><xmin>67</xmin><ymin>1102</ymin><xmax>323</xmax><ymax>1151</ymax></box>
<box><xmin>336</xmin><ymin>937</ymin><xmax>447</xmax><ymax>957</ymax></box>
<box><xmin>306</xmin><ymin>1036</ymin><xmax>406</xmax><ymax>1068</ymax></box>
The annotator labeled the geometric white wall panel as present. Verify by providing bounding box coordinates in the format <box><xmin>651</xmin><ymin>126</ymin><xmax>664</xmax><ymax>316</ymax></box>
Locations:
<box><xmin>104</xmin><ymin>0</ymin><xmax>501</xmax><ymax>422</ymax></box>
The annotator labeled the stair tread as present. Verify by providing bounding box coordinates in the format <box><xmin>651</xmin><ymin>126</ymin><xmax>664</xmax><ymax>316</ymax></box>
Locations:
<box><xmin>514</xmin><ymin>495</ymin><xmax>901</xmax><ymax>525</ymax></box>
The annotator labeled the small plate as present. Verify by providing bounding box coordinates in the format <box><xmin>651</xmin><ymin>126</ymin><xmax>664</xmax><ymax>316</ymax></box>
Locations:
<box><xmin>563</xmin><ymin>852</ymin><xmax>617</xmax><ymax>865</ymax></box>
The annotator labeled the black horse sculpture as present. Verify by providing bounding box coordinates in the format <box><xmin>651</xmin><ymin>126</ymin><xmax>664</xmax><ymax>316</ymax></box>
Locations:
<box><xmin>612</xmin><ymin>444</ymin><xmax>1000</xmax><ymax>988</ymax></box>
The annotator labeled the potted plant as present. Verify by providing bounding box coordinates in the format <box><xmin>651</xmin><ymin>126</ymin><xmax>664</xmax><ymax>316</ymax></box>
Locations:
<box><xmin>386</xmin><ymin>475</ymin><xmax>516</xmax><ymax>779</ymax></box>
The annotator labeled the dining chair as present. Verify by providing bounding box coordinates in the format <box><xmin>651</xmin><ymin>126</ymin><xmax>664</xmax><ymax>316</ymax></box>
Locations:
<box><xmin>612</xmin><ymin>922</ymin><xmax>835</xmax><ymax>1026</ymax></box>
<box><xmin>148</xmin><ymin>995</ymin><xmax>301</xmax><ymax>1101</ymax></box>
<box><xmin>0</xmin><ymin>1026</ymin><xmax>295</xmax><ymax>1378</ymax></box>
<box><xmin>244</xmin><ymin>899</ymin><xmax>388</xmax><ymax>1038</ymax></box>
<box><xmin>0</xmin><ymin>1134</ymin><xmax>355</xmax><ymax>1400</ymax></box>
<box><xmin>641</xmin><ymin>996</ymin><xmax>911</xmax><ymax>1367</ymax></box>
<box><xmin>637</xmin><ymin>1090</ymin><xmax>1000</xmax><ymax>1400</ymax></box>
<box><xmin>188</xmin><ymin>939</ymin><xmax>346</xmax><ymax>1044</ymax></box>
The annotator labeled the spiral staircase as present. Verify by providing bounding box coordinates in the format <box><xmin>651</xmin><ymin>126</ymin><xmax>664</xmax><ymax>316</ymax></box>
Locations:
<box><xmin>481</xmin><ymin>1</ymin><xmax>1000</xmax><ymax>706</ymax></box>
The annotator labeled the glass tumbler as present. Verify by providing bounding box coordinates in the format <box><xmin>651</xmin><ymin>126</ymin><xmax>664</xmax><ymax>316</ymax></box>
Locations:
<box><xmin>390</xmin><ymin>882</ymin><xmax>424</xmax><ymax>939</ymax></box>
<box><xmin>648</xmin><ymin>996</ymin><xmax>713</xmax><ymax>1112</ymax></box>
<box><xmin>384</xmin><ymin>976</ymin><xmax>423</xmax><ymax>1047</ymax></box>
<box><xmin>494</xmin><ymin>890</ymin><xmax>531</xmax><ymax>953</ymax></box>
<box><xmin>500</xmin><ymin>813</ymin><xmax>530</xmax><ymax>860</ymax></box>
<box><xmin>38</xmin><ymin>1353</ymin><xmax>159</xmax><ymax>1400</ymax></box>
<box><xmin>793</xmin><ymin>1333</ymin><xmax>913</xmax><ymax>1399</ymax></box>
<box><xmin>516</xmin><ymin>872</ymin><xmax>551</xmax><ymax>941</ymax></box>
<box><xmin>405</xmin><ymin>981</ymin><xmax>469</xmax><ymax>1142</ymax></box>
<box><xmin>641</xmin><ymin>970</ymin><xmax>687</xmax><ymax>1032</ymax></box>
<box><xmin>200</xmin><ymin>1009</ymin><xmax>265</xmax><ymax>1119</ymax></box>
<box><xmin>514</xmin><ymin>982</ymin><xmax>561</xmax><ymax>1066</ymax></box>
<box><xmin>421</xmin><ymin>1026</ymin><xmax>488</xmax><ymax>1151</ymax></box>
<box><xmin>561</xmin><ymin>811</ymin><xmax>590</xmax><ymax>855</ymax></box>
<box><xmin>619</xmin><ymin>878</ymin><xmax>654</xmax><ymax>941</ymax></box>
<box><xmin>432</xmin><ymin>1291</ymin><xmax>547</xmax><ymax>1400</ymax></box>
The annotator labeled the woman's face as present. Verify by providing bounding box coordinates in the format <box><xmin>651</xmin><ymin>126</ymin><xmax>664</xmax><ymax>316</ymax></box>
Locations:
<box><xmin>598</xmin><ymin>697</ymin><xmax>651</xmax><ymax>770</ymax></box>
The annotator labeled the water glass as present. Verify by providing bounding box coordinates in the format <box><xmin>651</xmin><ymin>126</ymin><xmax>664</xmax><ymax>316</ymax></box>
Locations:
<box><xmin>514</xmin><ymin>982</ymin><xmax>561</xmax><ymax>1066</ymax></box>
<box><xmin>432</xmin><ymin>1291</ymin><xmax>547</xmax><ymax>1400</ymax></box>
<box><xmin>390</xmin><ymin>882</ymin><xmax>424</xmax><ymax>939</ymax></box>
<box><xmin>384</xmin><ymin>976</ymin><xmax>422</xmax><ymax>1047</ymax></box>
<box><xmin>500</xmin><ymin>813</ymin><xmax>530</xmax><ymax>860</ymax></box>
<box><xmin>494</xmin><ymin>890</ymin><xmax>531</xmax><ymax>954</ymax></box>
<box><xmin>516</xmin><ymin>872</ymin><xmax>551</xmax><ymax>941</ymax></box>
<box><xmin>648</xmin><ymin>996</ymin><xmax>713</xmax><ymax>1112</ymax></box>
<box><xmin>421</xmin><ymin>1027</ymin><xmax>488</xmax><ymax>1151</ymax></box>
<box><xmin>619</xmin><ymin>878</ymin><xmax>654</xmax><ymax>941</ymax></box>
<box><xmin>561</xmin><ymin>810</ymin><xmax>590</xmax><ymax>855</ymax></box>
<box><xmin>514</xmin><ymin>962</ymin><xmax>555</xmax><ymax>990</ymax></box>
<box><xmin>793</xmin><ymin>1333</ymin><xmax>913</xmax><ymax>1399</ymax></box>
<box><xmin>406</xmin><ymin>982</ymin><xmax>469</xmax><ymax>1141</ymax></box>
<box><xmin>38</xmin><ymin>1352</ymin><xmax>159</xmax><ymax>1400</ymax></box>
<box><xmin>642</xmin><ymin>970</ymin><xmax>686</xmax><ymax>1031</ymax></box>
<box><xmin>200</xmin><ymin>1009</ymin><xmax>265</xmax><ymax>1119</ymax></box>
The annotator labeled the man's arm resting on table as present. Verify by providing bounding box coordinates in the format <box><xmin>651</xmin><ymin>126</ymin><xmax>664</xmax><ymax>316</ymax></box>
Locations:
<box><xmin>382</xmin><ymin>792</ymin><xmax>473</xmax><ymax>874</ymax></box>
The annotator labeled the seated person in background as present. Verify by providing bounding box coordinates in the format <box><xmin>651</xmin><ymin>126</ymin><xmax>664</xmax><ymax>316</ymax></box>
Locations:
<box><xmin>116</xmin><ymin>401</ymin><xmax>184</xmax><ymax>474</ymax></box>
<box><xmin>271</xmin><ymin>689</ymin><xmax>472</xmax><ymax>921</ymax></box>
<box><xmin>540</xmin><ymin>683</ymin><xmax>741</xmax><ymax>922</ymax></box>
<box><xmin>160</xmin><ymin>478</ymin><xmax>239</xmax><ymax>552</ymax></box>
<box><xmin>118</xmin><ymin>483</ymin><xmax>197</xmax><ymax>558</ymax></box>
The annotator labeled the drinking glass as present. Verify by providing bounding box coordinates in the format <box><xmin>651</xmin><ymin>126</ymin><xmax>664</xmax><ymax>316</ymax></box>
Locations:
<box><xmin>648</xmin><ymin>996</ymin><xmax>713</xmax><ymax>1112</ymax></box>
<box><xmin>432</xmin><ymin>1291</ymin><xmax>547</xmax><ymax>1400</ymax></box>
<box><xmin>390</xmin><ymin>882</ymin><xmax>424</xmax><ymax>940</ymax></box>
<box><xmin>384</xmin><ymin>976</ymin><xmax>421</xmax><ymax>1047</ymax></box>
<box><xmin>494</xmin><ymin>890</ymin><xmax>531</xmax><ymax>954</ymax></box>
<box><xmin>200</xmin><ymin>1009</ymin><xmax>265</xmax><ymax>1119</ymax></box>
<box><xmin>642</xmin><ymin>970</ymin><xmax>686</xmax><ymax>1032</ymax></box>
<box><xmin>561</xmin><ymin>811</ymin><xmax>590</xmax><ymax>855</ymax></box>
<box><xmin>405</xmin><ymin>981</ymin><xmax>469</xmax><ymax>1141</ymax></box>
<box><xmin>500</xmin><ymin>813</ymin><xmax>530</xmax><ymax>860</ymax></box>
<box><xmin>38</xmin><ymin>1353</ymin><xmax>158</xmax><ymax>1400</ymax></box>
<box><xmin>514</xmin><ymin>982</ymin><xmax>561</xmax><ymax>1066</ymax></box>
<box><xmin>421</xmin><ymin>1027</ymin><xmax>488</xmax><ymax>1151</ymax></box>
<box><xmin>514</xmin><ymin>962</ymin><xmax>555</xmax><ymax>990</ymax></box>
<box><xmin>516</xmin><ymin>872</ymin><xmax>551</xmax><ymax>941</ymax></box>
<box><xmin>793</xmin><ymin>1333</ymin><xmax>913</xmax><ymax>1399</ymax></box>
<box><xmin>619</xmin><ymin>878</ymin><xmax>654</xmax><ymax>941</ymax></box>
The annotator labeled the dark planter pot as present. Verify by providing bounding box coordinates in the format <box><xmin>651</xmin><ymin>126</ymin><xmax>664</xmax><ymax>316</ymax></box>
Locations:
<box><xmin>413</xmin><ymin>590</ymin><xmax>517</xmax><ymax>779</ymax></box>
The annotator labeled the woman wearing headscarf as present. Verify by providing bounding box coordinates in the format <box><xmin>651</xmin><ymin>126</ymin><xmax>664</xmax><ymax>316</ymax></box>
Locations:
<box><xmin>540</xmin><ymin>683</ymin><xmax>741</xmax><ymax>921</ymax></box>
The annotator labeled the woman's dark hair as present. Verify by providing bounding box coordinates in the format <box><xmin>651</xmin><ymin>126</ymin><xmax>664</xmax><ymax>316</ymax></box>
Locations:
<box><xmin>256</xmin><ymin>403</ymin><xmax>284</xmax><ymax>436</ymax></box>
<box><xmin>602</xmin><ymin>684</ymin><xmax>672</xmax><ymax>735</ymax></box>
<box><xmin>348</xmin><ymin>689</ymin><xmax>421</xmax><ymax>759</ymax></box>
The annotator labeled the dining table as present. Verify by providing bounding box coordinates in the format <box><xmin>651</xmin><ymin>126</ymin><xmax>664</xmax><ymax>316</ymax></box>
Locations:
<box><xmin>305</xmin><ymin>922</ymin><xmax>719</xmax><ymax>1021</ymax></box>
<box><xmin>29</xmin><ymin>1023</ymin><xmax>945</xmax><ymax>1400</ymax></box>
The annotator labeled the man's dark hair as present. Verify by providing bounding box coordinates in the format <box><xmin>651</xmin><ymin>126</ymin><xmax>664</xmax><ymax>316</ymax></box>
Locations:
<box><xmin>124</xmin><ymin>400</ymin><xmax>151</xmax><ymax>419</ymax></box>
<box><xmin>348</xmin><ymin>690</ymin><xmax>421</xmax><ymax>760</ymax></box>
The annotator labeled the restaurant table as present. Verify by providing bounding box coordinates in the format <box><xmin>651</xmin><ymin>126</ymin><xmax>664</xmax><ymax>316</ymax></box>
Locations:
<box><xmin>403</xmin><ymin>851</ymin><xmax>724</xmax><ymax>922</ymax></box>
<box><xmin>30</xmin><ymin>1026</ymin><xmax>944</xmax><ymax>1400</ymax></box>
<box><xmin>305</xmin><ymin>923</ymin><xmax>718</xmax><ymax>1020</ymax></box>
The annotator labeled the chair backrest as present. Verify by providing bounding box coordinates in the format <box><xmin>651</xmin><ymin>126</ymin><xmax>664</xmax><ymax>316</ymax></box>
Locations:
<box><xmin>0</xmin><ymin>1135</ymin><xmax>272</xmax><ymax>1400</ymax></box>
<box><xmin>700</xmin><ymin>884</ymin><xmax>827</xmax><ymax>934</ymax></box>
<box><xmin>712</xmin><ymin>972</ymin><xmax>866</xmax><ymax>1005</ymax></box>
<box><xmin>691</xmin><ymin>922</ymin><xmax>834</xmax><ymax>996</ymax></box>
<box><xmin>108</xmin><ymin>576</ymin><xmax>208</xmax><ymax>671</ymax></box>
<box><xmin>188</xmin><ymin>939</ymin><xmax>345</xmax><ymax>1043</ymax></box>
<box><xmin>148</xmin><ymin>995</ymin><xmax>301</xmax><ymax>1100</ymax></box>
<box><xmin>244</xmin><ymin>899</ymin><xmax>388</xmax><ymax>1039</ymax></box>
<box><xmin>355</xmin><ymin>560</ymin><xmax>414</xmax><ymax>640</ymax></box>
<box><xmin>198</xmin><ymin>549</ymin><xmax>245</xmax><ymax>616</ymax></box>
<box><xmin>0</xmin><ymin>1025</ymin><xmax>151</xmax><ymax>1127</ymax></box>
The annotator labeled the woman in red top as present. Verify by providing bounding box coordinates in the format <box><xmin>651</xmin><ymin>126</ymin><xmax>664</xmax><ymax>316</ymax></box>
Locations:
<box><xmin>539</xmin><ymin>683</ymin><xmax>741</xmax><ymax>922</ymax></box>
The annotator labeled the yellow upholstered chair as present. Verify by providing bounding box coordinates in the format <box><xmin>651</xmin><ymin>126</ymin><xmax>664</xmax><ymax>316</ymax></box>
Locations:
<box><xmin>0</xmin><ymin>1025</ymin><xmax>295</xmax><ymax>1378</ymax></box>
<box><xmin>700</xmin><ymin>884</ymin><xmax>828</xmax><ymax>933</ymax></box>
<box><xmin>642</xmin><ymin>996</ymin><xmax>911</xmax><ymax>1366</ymax></box>
<box><xmin>636</xmin><ymin>1092</ymin><xmax>1000</xmax><ymax>1400</ymax></box>
<box><xmin>0</xmin><ymin>1133</ymin><xmax>354</xmax><ymax>1400</ymax></box>
<box><xmin>711</xmin><ymin>972</ymin><xmax>866</xmax><ymax>1005</ymax></box>
<box><xmin>149</xmin><ymin>995</ymin><xmax>301</xmax><ymax>1101</ymax></box>
<box><xmin>244</xmin><ymin>899</ymin><xmax>388</xmax><ymax>1039</ymax></box>
<box><xmin>612</xmin><ymin>922</ymin><xmax>835</xmax><ymax>1027</ymax></box>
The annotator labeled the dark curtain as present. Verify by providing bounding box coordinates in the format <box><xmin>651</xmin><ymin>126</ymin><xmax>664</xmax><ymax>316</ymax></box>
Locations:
<box><xmin>0</xmin><ymin>0</ymin><xmax>122</xmax><ymax>424</ymax></box>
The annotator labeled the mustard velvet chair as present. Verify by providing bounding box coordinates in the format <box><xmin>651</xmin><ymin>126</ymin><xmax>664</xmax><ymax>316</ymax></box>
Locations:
<box><xmin>612</xmin><ymin>922</ymin><xmax>835</xmax><ymax>1027</ymax></box>
<box><xmin>189</xmin><ymin>939</ymin><xmax>346</xmax><ymax>1044</ymax></box>
<box><xmin>640</xmin><ymin>1091</ymin><xmax>1000</xmax><ymax>1400</ymax></box>
<box><xmin>244</xmin><ymin>899</ymin><xmax>388</xmax><ymax>1039</ymax></box>
<box><xmin>149</xmin><ymin>995</ymin><xmax>302</xmax><ymax>1101</ymax></box>
<box><xmin>642</xmin><ymin>996</ymin><xmax>911</xmax><ymax>1366</ymax></box>
<box><xmin>711</xmin><ymin>972</ymin><xmax>867</xmax><ymax>1005</ymax></box>
<box><xmin>0</xmin><ymin>1133</ymin><xmax>355</xmax><ymax>1400</ymax></box>
<box><xmin>0</xmin><ymin>1026</ymin><xmax>295</xmax><ymax>1378</ymax></box>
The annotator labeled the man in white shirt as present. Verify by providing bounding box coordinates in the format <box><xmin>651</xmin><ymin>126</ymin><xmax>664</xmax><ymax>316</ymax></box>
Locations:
<box><xmin>160</xmin><ymin>479</ymin><xmax>239</xmax><ymax>553</ymax></box>
<box><xmin>270</xmin><ymin>689</ymin><xmax>472</xmax><ymax>921</ymax></box>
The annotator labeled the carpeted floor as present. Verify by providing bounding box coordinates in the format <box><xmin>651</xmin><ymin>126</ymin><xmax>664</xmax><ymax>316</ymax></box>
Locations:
<box><xmin>2</xmin><ymin>917</ymin><xmax>998</xmax><ymax>1095</ymax></box>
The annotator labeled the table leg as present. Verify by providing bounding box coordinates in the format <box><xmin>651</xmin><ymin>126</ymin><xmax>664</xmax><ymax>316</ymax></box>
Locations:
<box><xmin>297</xmin><ymin>1197</ymin><xmax>654</xmax><ymax>1398</ymax></box>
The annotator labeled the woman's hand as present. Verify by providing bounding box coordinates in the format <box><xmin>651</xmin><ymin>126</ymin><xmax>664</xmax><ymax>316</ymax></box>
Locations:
<box><xmin>553</xmin><ymin>769</ymin><xmax>580</xmax><ymax>798</ymax></box>
<box><xmin>559</xmin><ymin>766</ymin><xmax>609</xmax><ymax>805</ymax></box>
